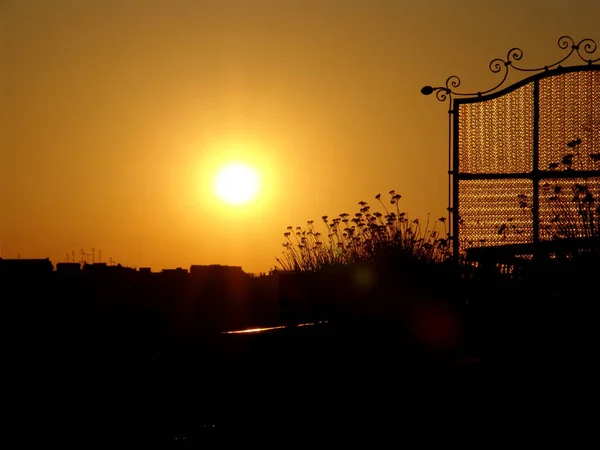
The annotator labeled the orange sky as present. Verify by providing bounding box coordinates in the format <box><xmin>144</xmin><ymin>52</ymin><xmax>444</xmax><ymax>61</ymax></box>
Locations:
<box><xmin>1</xmin><ymin>0</ymin><xmax>598</xmax><ymax>273</ymax></box>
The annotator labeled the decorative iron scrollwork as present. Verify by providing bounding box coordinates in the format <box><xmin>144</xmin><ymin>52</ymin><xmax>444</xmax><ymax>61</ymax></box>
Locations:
<box><xmin>421</xmin><ymin>36</ymin><xmax>599</xmax><ymax>102</ymax></box>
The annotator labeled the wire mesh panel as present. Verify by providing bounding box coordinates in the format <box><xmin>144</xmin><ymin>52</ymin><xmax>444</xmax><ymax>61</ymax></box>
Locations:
<box><xmin>455</xmin><ymin>68</ymin><xmax>600</xmax><ymax>258</ymax></box>
<box><xmin>423</xmin><ymin>37</ymin><xmax>600</xmax><ymax>261</ymax></box>
<box><xmin>539</xmin><ymin>177</ymin><xmax>600</xmax><ymax>241</ymax></box>
<box><xmin>458</xmin><ymin>179</ymin><xmax>534</xmax><ymax>252</ymax></box>
<box><xmin>458</xmin><ymin>84</ymin><xmax>534</xmax><ymax>174</ymax></box>
<box><xmin>537</xmin><ymin>71</ymin><xmax>600</xmax><ymax>245</ymax></box>
<box><xmin>539</xmin><ymin>71</ymin><xmax>600</xmax><ymax>172</ymax></box>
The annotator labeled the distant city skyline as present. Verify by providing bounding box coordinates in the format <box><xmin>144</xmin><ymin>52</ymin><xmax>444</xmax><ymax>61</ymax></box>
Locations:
<box><xmin>0</xmin><ymin>254</ymin><xmax>274</xmax><ymax>275</ymax></box>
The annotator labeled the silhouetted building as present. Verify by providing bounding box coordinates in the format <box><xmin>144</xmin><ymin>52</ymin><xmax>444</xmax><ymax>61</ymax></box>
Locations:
<box><xmin>56</xmin><ymin>262</ymin><xmax>81</xmax><ymax>274</ymax></box>
<box><xmin>82</xmin><ymin>262</ymin><xmax>108</xmax><ymax>273</ymax></box>
<box><xmin>160</xmin><ymin>267</ymin><xmax>188</xmax><ymax>278</ymax></box>
<box><xmin>138</xmin><ymin>267</ymin><xmax>152</xmax><ymax>274</ymax></box>
<box><xmin>0</xmin><ymin>258</ymin><xmax>54</xmax><ymax>278</ymax></box>
<box><xmin>106</xmin><ymin>264</ymin><xmax>136</xmax><ymax>275</ymax></box>
<box><xmin>189</xmin><ymin>264</ymin><xmax>247</xmax><ymax>282</ymax></box>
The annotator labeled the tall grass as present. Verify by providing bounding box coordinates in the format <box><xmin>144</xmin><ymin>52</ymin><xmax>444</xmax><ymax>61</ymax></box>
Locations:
<box><xmin>540</xmin><ymin>140</ymin><xmax>599</xmax><ymax>241</ymax></box>
<box><xmin>501</xmin><ymin>139</ymin><xmax>599</xmax><ymax>245</ymax></box>
<box><xmin>275</xmin><ymin>190</ymin><xmax>451</xmax><ymax>272</ymax></box>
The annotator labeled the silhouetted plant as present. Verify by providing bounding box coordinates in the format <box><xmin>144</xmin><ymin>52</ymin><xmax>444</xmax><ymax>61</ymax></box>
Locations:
<box><xmin>541</xmin><ymin>138</ymin><xmax>599</xmax><ymax>240</ymax></box>
<box><xmin>501</xmin><ymin>138</ymin><xmax>600</xmax><ymax>243</ymax></box>
<box><xmin>275</xmin><ymin>191</ymin><xmax>450</xmax><ymax>272</ymax></box>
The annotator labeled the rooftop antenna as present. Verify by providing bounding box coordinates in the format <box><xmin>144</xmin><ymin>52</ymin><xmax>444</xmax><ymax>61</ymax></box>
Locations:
<box><xmin>80</xmin><ymin>249</ymin><xmax>85</xmax><ymax>267</ymax></box>
<box><xmin>91</xmin><ymin>248</ymin><xmax>95</xmax><ymax>264</ymax></box>
<box><xmin>72</xmin><ymin>250</ymin><xmax>75</xmax><ymax>263</ymax></box>
<box><xmin>66</xmin><ymin>253</ymin><xmax>69</xmax><ymax>263</ymax></box>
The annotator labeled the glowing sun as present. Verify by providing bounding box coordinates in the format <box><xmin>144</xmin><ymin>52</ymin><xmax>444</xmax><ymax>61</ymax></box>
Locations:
<box><xmin>213</xmin><ymin>163</ymin><xmax>261</xmax><ymax>205</ymax></box>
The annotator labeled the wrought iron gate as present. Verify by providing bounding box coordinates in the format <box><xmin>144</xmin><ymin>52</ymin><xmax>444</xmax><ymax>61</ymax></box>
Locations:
<box><xmin>422</xmin><ymin>36</ymin><xmax>600</xmax><ymax>261</ymax></box>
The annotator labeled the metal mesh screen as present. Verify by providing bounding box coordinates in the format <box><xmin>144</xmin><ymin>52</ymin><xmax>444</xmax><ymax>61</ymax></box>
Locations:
<box><xmin>458</xmin><ymin>179</ymin><xmax>534</xmax><ymax>252</ymax></box>
<box><xmin>539</xmin><ymin>177</ymin><xmax>600</xmax><ymax>241</ymax></box>
<box><xmin>458</xmin><ymin>83</ymin><xmax>534</xmax><ymax>174</ymax></box>
<box><xmin>539</xmin><ymin>71</ymin><xmax>600</xmax><ymax>172</ymax></box>
<box><xmin>455</xmin><ymin>69</ymin><xmax>599</xmax><ymax>258</ymax></box>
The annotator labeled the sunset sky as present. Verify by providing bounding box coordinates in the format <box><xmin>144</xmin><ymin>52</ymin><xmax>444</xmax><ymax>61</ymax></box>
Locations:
<box><xmin>1</xmin><ymin>0</ymin><xmax>598</xmax><ymax>273</ymax></box>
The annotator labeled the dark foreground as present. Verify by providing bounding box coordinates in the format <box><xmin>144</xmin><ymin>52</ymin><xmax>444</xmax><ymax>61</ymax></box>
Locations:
<box><xmin>8</xmin><ymin>316</ymin><xmax>597</xmax><ymax>445</ymax></box>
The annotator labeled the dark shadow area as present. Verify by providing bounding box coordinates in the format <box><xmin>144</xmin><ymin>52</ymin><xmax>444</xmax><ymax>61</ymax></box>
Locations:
<box><xmin>3</xmin><ymin>251</ymin><xmax>598</xmax><ymax>442</ymax></box>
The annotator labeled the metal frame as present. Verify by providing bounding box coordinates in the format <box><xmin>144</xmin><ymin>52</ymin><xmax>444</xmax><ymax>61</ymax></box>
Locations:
<box><xmin>422</xmin><ymin>36</ymin><xmax>600</xmax><ymax>260</ymax></box>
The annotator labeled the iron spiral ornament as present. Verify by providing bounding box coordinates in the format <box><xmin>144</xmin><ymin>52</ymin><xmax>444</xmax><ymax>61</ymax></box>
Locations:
<box><xmin>421</xmin><ymin>36</ymin><xmax>599</xmax><ymax>102</ymax></box>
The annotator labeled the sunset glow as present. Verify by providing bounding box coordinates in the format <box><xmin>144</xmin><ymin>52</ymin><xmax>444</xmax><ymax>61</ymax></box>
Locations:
<box><xmin>2</xmin><ymin>0</ymin><xmax>597</xmax><ymax>273</ymax></box>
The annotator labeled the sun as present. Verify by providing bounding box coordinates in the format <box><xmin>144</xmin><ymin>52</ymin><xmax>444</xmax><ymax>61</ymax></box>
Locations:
<box><xmin>213</xmin><ymin>162</ymin><xmax>261</xmax><ymax>205</ymax></box>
